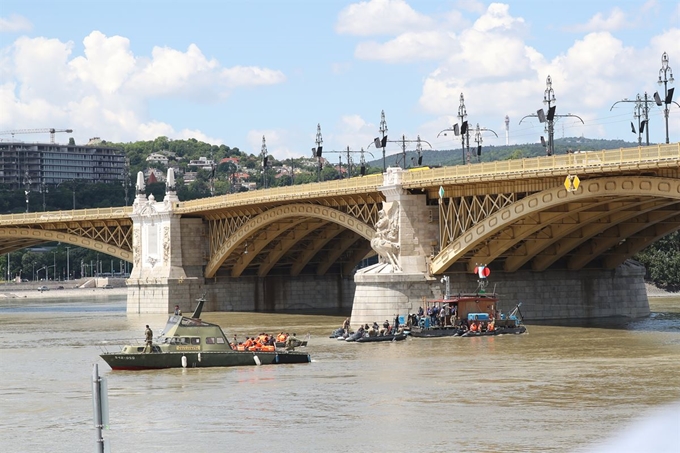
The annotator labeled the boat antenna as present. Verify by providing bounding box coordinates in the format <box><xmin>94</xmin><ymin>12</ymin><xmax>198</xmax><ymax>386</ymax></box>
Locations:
<box><xmin>509</xmin><ymin>302</ymin><xmax>524</xmax><ymax>320</ymax></box>
<box><xmin>191</xmin><ymin>292</ymin><xmax>207</xmax><ymax>319</ymax></box>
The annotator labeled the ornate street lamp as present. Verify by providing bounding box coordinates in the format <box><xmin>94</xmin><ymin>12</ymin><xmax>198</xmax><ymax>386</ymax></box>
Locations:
<box><xmin>657</xmin><ymin>52</ymin><xmax>675</xmax><ymax>144</ymax></box>
<box><xmin>260</xmin><ymin>135</ymin><xmax>269</xmax><ymax>189</ymax></box>
<box><xmin>520</xmin><ymin>75</ymin><xmax>583</xmax><ymax>156</ymax></box>
<box><xmin>313</xmin><ymin>124</ymin><xmax>323</xmax><ymax>182</ymax></box>
<box><xmin>473</xmin><ymin>124</ymin><xmax>499</xmax><ymax>162</ymax></box>
<box><xmin>379</xmin><ymin>111</ymin><xmax>388</xmax><ymax>171</ymax></box>
<box><xmin>458</xmin><ymin>93</ymin><xmax>469</xmax><ymax>163</ymax></box>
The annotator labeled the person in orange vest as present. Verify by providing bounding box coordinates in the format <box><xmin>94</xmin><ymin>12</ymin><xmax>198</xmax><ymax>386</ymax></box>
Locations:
<box><xmin>242</xmin><ymin>337</ymin><xmax>254</xmax><ymax>349</ymax></box>
<box><xmin>469</xmin><ymin>321</ymin><xmax>479</xmax><ymax>332</ymax></box>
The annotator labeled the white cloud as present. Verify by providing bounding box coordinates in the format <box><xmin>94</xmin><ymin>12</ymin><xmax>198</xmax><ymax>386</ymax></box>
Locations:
<box><xmin>565</xmin><ymin>7</ymin><xmax>634</xmax><ymax>33</ymax></box>
<box><xmin>336</xmin><ymin>0</ymin><xmax>434</xmax><ymax>36</ymax></box>
<box><xmin>69</xmin><ymin>31</ymin><xmax>136</xmax><ymax>95</ymax></box>
<box><xmin>473</xmin><ymin>3</ymin><xmax>526</xmax><ymax>34</ymax></box>
<box><xmin>0</xmin><ymin>31</ymin><xmax>286</xmax><ymax>144</ymax></box>
<box><xmin>246</xmin><ymin>129</ymin><xmax>297</xmax><ymax>160</ymax></box>
<box><xmin>355</xmin><ymin>31</ymin><xmax>458</xmax><ymax>62</ymax></box>
<box><xmin>0</xmin><ymin>14</ymin><xmax>32</xmax><ymax>33</ymax></box>
<box><xmin>330</xmin><ymin>114</ymin><xmax>376</xmax><ymax>153</ymax></box>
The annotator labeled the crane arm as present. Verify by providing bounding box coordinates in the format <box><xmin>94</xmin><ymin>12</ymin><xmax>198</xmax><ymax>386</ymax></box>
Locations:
<box><xmin>0</xmin><ymin>128</ymin><xmax>73</xmax><ymax>144</ymax></box>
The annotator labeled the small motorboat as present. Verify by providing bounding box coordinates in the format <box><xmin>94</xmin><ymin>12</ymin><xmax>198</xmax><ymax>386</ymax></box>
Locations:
<box><xmin>355</xmin><ymin>332</ymin><xmax>407</xmax><ymax>343</ymax></box>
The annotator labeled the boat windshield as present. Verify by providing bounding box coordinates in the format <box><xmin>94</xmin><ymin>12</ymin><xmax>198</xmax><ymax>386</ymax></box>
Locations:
<box><xmin>163</xmin><ymin>315</ymin><xmax>182</xmax><ymax>334</ymax></box>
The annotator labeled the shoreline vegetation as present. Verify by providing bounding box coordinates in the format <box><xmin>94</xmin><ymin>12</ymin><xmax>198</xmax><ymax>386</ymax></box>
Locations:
<box><xmin>0</xmin><ymin>280</ymin><xmax>676</xmax><ymax>302</ymax></box>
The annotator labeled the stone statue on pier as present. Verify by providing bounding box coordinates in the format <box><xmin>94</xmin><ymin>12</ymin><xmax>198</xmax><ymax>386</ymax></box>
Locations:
<box><xmin>371</xmin><ymin>204</ymin><xmax>401</xmax><ymax>271</ymax></box>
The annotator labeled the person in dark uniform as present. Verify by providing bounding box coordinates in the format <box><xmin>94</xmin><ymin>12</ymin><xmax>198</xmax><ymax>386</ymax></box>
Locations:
<box><xmin>144</xmin><ymin>325</ymin><xmax>153</xmax><ymax>353</ymax></box>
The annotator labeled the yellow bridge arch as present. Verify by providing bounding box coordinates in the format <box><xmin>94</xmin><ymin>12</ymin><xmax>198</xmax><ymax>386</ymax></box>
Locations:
<box><xmin>431</xmin><ymin>176</ymin><xmax>680</xmax><ymax>275</ymax></box>
<box><xmin>205</xmin><ymin>203</ymin><xmax>376</xmax><ymax>278</ymax></box>
<box><xmin>0</xmin><ymin>228</ymin><xmax>132</xmax><ymax>261</ymax></box>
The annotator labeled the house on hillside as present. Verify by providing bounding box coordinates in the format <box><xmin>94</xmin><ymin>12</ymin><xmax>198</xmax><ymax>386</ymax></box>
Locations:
<box><xmin>146</xmin><ymin>153</ymin><xmax>169</xmax><ymax>166</ymax></box>
<box><xmin>188</xmin><ymin>156</ymin><xmax>215</xmax><ymax>171</ymax></box>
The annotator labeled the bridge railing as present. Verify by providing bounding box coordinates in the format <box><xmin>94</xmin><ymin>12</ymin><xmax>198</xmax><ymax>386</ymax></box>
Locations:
<box><xmin>178</xmin><ymin>173</ymin><xmax>384</xmax><ymax>212</ymax></box>
<box><xmin>402</xmin><ymin>143</ymin><xmax>680</xmax><ymax>186</ymax></box>
<box><xmin>0</xmin><ymin>206</ymin><xmax>133</xmax><ymax>225</ymax></box>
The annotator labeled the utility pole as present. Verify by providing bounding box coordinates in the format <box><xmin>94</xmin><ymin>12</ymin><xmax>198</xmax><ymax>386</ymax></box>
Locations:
<box><xmin>324</xmin><ymin>148</ymin><xmax>373</xmax><ymax>178</ymax></box>
<box><xmin>123</xmin><ymin>157</ymin><xmax>130</xmax><ymax>206</ymax></box>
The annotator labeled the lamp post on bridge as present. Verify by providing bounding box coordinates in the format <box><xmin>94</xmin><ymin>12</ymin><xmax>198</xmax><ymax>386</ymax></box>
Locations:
<box><xmin>520</xmin><ymin>75</ymin><xmax>584</xmax><ymax>156</ymax></box>
<box><xmin>260</xmin><ymin>135</ymin><xmax>269</xmax><ymax>189</ymax></box>
<box><xmin>610</xmin><ymin>94</ymin><xmax>653</xmax><ymax>146</ymax></box>
<box><xmin>657</xmin><ymin>52</ymin><xmax>675</xmax><ymax>144</ymax></box>
<box><xmin>437</xmin><ymin>93</ymin><xmax>470</xmax><ymax>164</ymax></box>
<box><xmin>543</xmin><ymin>76</ymin><xmax>556</xmax><ymax>156</ymax></box>
<box><xmin>312</xmin><ymin>124</ymin><xmax>323</xmax><ymax>182</ymax></box>
<box><xmin>473</xmin><ymin>124</ymin><xmax>499</xmax><ymax>162</ymax></box>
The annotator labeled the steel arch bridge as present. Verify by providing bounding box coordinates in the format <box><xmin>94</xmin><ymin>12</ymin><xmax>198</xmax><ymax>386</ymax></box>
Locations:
<box><xmin>0</xmin><ymin>143</ymin><xmax>678</xmax><ymax>278</ymax></box>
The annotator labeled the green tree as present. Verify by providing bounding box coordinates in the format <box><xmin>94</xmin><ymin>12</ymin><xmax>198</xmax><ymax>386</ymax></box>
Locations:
<box><xmin>634</xmin><ymin>231</ymin><xmax>680</xmax><ymax>289</ymax></box>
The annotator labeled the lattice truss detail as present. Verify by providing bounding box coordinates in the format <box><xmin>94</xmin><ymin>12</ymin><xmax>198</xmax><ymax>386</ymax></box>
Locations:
<box><xmin>206</xmin><ymin>196</ymin><xmax>382</xmax><ymax>258</ymax></box>
<box><xmin>65</xmin><ymin>221</ymin><xmax>133</xmax><ymax>250</ymax></box>
<box><xmin>208</xmin><ymin>212</ymin><xmax>254</xmax><ymax>255</ymax></box>
<box><xmin>439</xmin><ymin>193</ymin><xmax>517</xmax><ymax>249</ymax></box>
<box><xmin>313</xmin><ymin>194</ymin><xmax>383</xmax><ymax>227</ymax></box>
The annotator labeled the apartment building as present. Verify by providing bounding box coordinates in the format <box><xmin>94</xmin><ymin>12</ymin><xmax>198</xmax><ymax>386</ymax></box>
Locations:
<box><xmin>0</xmin><ymin>141</ymin><xmax>126</xmax><ymax>190</ymax></box>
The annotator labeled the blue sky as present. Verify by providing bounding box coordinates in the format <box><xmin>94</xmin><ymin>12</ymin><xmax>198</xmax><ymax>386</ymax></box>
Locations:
<box><xmin>1</xmin><ymin>0</ymin><xmax>678</xmax><ymax>162</ymax></box>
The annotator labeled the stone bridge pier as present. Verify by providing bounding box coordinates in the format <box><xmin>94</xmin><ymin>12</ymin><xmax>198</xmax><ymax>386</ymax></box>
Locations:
<box><xmin>126</xmin><ymin>171</ymin><xmax>205</xmax><ymax>313</ymax></box>
<box><xmin>349</xmin><ymin>168</ymin><xmax>650</xmax><ymax>329</ymax></box>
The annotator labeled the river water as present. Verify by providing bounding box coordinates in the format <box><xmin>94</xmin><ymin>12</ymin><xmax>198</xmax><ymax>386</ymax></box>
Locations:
<box><xmin>1</xmin><ymin>295</ymin><xmax>679</xmax><ymax>453</ymax></box>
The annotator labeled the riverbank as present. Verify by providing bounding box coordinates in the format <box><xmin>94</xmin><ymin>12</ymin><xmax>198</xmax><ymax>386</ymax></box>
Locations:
<box><xmin>0</xmin><ymin>281</ymin><xmax>676</xmax><ymax>302</ymax></box>
<box><xmin>0</xmin><ymin>280</ymin><xmax>127</xmax><ymax>300</ymax></box>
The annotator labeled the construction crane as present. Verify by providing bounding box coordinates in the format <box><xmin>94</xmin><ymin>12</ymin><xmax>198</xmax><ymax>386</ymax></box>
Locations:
<box><xmin>0</xmin><ymin>128</ymin><xmax>74</xmax><ymax>143</ymax></box>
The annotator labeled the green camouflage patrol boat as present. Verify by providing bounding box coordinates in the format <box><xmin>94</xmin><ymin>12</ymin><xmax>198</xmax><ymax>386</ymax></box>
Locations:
<box><xmin>100</xmin><ymin>297</ymin><xmax>311</xmax><ymax>370</ymax></box>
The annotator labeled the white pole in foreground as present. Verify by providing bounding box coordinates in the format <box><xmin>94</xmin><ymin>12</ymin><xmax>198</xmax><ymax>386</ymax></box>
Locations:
<box><xmin>91</xmin><ymin>364</ymin><xmax>106</xmax><ymax>453</ymax></box>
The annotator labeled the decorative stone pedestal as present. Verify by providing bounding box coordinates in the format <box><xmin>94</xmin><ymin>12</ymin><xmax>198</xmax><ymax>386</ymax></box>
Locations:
<box><xmin>126</xmin><ymin>170</ymin><xmax>206</xmax><ymax>313</ymax></box>
<box><xmin>351</xmin><ymin>265</ymin><xmax>438</xmax><ymax>328</ymax></box>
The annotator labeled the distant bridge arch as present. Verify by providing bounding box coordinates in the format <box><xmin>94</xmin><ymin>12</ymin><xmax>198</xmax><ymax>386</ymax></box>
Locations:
<box><xmin>205</xmin><ymin>203</ymin><xmax>376</xmax><ymax>278</ymax></box>
<box><xmin>0</xmin><ymin>228</ymin><xmax>132</xmax><ymax>261</ymax></box>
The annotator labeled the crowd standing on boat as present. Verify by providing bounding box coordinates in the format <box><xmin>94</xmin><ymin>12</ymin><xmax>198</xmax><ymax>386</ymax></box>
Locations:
<box><xmin>232</xmin><ymin>332</ymin><xmax>303</xmax><ymax>351</ymax></box>
<box><xmin>330</xmin><ymin>315</ymin><xmax>408</xmax><ymax>342</ymax></box>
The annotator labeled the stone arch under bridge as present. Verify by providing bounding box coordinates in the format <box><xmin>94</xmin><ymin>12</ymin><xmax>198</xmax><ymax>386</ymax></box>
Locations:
<box><xmin>430</xmin><ymin>176</ymin><xmax>680</xmax><ymax>275</ymax></box>
<box><xmin>204</xmin><ymin>203</ymin><xmax>376</xmax><ymax>278</ymax></box>
<box><xmin>0</xmin><ymin>228</ymin><xmax>132</xmax><ymax>261</ymax></box>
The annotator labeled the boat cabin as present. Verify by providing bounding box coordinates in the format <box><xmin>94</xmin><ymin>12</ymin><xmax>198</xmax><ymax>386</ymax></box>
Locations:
<box><xmin>154</xmin><ymin>314</ymin><xmax>232</xmax><ymax>352</ymax></box>
<box><xmin>417</xmin><ymin>293</ymin><xmax>499</xmax><ymax>328</ymax></box>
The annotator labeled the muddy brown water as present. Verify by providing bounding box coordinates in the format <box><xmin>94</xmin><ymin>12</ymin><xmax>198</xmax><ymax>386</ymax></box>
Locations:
<box><xmin>1</xmin><ymin>295</ymin><xmax>679</xmax><ymax>452</ymax></box>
